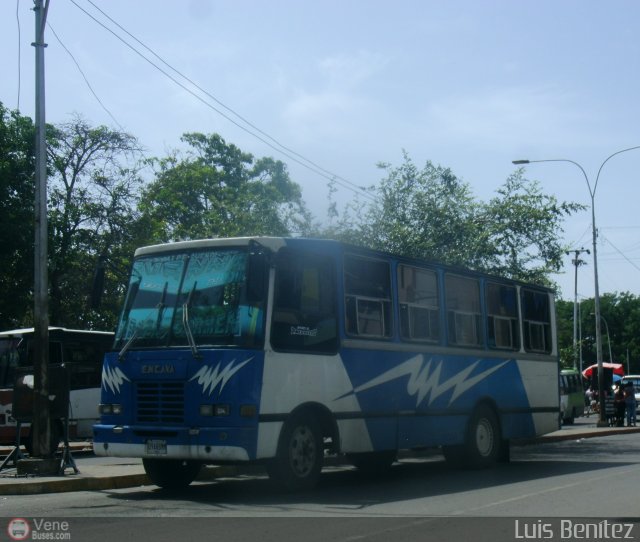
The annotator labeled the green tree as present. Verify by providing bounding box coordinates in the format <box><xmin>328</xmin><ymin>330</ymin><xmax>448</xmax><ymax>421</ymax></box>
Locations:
<box><xmin>557</xmin><ymin>292</ymin><xmax>640</xmax><ymax>374</ymax></box>
<box><xmin>324</xmin><ymin>154</ymin><xmax>583</xmax><ymax>287</ymax></box>
<box><xmin>140</xmin><ymin>133</ymin><xmax>311</xmax><ymax>241</ymax></box>
<box><xmin>481</xmin><ymin>170</ymin><xmax>584</xmax><ymax>285</ymax></box>
<box><xmin>46</xmin><ymin>116</ymin><xmax>143</xmax><ymax>329</ymax></box>
<box><xmin>0</xmin><ymin>103</ymin><xmax>36</xmax><ymax>328</ymax></box>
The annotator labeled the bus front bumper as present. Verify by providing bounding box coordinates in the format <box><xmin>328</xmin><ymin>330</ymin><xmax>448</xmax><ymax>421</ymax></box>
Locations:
<box><xmin>93</xmin><ymin>424</ymin><xmax>255</xmax><ymax>462</ymax></box>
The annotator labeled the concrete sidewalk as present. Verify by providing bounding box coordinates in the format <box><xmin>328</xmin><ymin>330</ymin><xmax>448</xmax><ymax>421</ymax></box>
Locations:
<box><xmin>1</xmin><ymin>423</ymin><xmax>638</xmax><ymax>495</ymax></box>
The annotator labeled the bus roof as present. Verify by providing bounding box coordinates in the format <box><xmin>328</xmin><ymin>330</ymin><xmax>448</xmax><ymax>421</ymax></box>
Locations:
<box><xmin>133</xmin><ymin>236</ymin><xmax>555</xmax><ymax>293</ymax></box>
<box><xmin>0</xmin><ymin>327</ymin><xmax>113</xmax><ymax>338</ymax></box>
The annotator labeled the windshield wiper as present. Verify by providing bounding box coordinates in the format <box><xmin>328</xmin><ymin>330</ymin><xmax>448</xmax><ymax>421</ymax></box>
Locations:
<box><xmin>182</xmin><ymin>284</ymin><xmax>201</xmax><ymax>359</ymax></box>
<box><xmin>118</xmin><ymin>331</ymin><xmax>138</xmax><ymax>362</ymax></box>
<box><xmin>155</xmin><ymin>282</ymin><xmax>168</xmax><ymax>331</ymax></box>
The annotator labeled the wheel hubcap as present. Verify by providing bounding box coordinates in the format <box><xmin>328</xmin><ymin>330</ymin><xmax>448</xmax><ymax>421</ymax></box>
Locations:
<box><xmin>476</xmin><ymin>418</ymin><xmax>494</xmax><ymax>457</ymax></box>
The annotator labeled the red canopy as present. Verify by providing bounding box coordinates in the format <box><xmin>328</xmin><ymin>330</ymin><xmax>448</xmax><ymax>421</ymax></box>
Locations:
<box><xmin>582</xmin><ymin>362</ymin><xmax>625</xmax><ymax>378</ymax></box>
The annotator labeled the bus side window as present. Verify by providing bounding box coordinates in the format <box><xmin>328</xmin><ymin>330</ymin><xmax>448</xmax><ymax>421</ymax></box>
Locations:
<box><xmin>521</xmin><ymin>289</ymin><xmax>552</xmax><ymax>354</ymax></box>
<box><xmin>486</xmin><ymin>282</ymin><xmax>520</xmax><ymax>350</ymax></box>
<box><xmin>398</xmin><ymin>264</ymin><xmax>439</xmax><ymax>342</ymax></box>
<box><xmin>445</xmin><ymin>274</ymin><xmax>482</xmax><ymax>347</ymax></box>
<box><xmin>271</xmin><ymin>251</ymin><xmax>338</xmax><ymax>354</ymax></box>
<box><xmin>344</xmin><ymin>255</ymin><xmax>393</xmax><ymax>338</ymax></box>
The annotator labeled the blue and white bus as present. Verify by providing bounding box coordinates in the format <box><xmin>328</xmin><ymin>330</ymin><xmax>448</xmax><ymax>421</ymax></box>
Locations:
<box><xmin>94</xmin><ymin>237</ymin><xmax>559</xmax><ymax>490</ymax></box>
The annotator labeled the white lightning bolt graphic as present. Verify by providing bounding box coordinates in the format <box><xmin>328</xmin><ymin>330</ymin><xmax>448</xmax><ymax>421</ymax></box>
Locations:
<box><xmin>190</xmin><ymin>357</ymin><xmax>253</xmax><ymax>396</ymax></box>
<box><xmin>349</xmin><ymin>354</ymin><xmax>509</xmax><ymax>406</ymax></box>
<box><xmin>102</xmin><ymin>365</ymin><xmax>131</xmax><ymax>394</ymax></box>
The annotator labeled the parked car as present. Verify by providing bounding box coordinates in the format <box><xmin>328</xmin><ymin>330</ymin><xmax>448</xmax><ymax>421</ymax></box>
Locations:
<box><xmin>618</xmin><ymin>375</ymin><xmax>640</xmax><ymax>408</ymax></box>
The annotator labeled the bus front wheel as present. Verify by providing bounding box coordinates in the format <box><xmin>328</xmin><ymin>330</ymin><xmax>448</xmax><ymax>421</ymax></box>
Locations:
<box><xmin>142</xmin><ymin>458</ymin><xmax>201</xmax><ymax>490</ymax></box>
<box><xmin>267</xmin><ymin>413</ymin><xmax>323</xmax><ymax>491</ymax></box>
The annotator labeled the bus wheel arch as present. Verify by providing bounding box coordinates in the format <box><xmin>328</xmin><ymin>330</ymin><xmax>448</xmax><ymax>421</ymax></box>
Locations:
<box><xmin>267</xmin><ymin>403</ymin><xmax>336</xmax><ymax>491</ymax></box>
<box><xmin>465</xmin><ymin>401</ymin><xmax>505</xmax><ymax>467</ymax></box>
<box><xmin>444</xmin><ymin>401</ymin><xmax>507</xmax><ymax>467</ymax></box>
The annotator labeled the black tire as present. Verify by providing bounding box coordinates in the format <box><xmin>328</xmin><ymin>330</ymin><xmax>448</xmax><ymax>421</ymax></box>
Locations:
<box><xmin>464</xmin><ymin>405</ymin><xmax>501</xmax><ymax>468</ymax></box>
<box><xmin>348</xmin><ymin>450</ymin><xmax>397</xmax><ymax>474</ymax></box>
<box><xmin>267</xmin><ymin>413</ymin><xmax>323</xmax><ymax>491</ymax></box>
<box><xmin>142</xmin><ymin>458</ymin><xmax>202</xmax><ymax>490</ymax></box>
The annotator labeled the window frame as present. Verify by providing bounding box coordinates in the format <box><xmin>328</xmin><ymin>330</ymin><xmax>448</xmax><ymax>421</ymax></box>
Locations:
<box><xmin>397</xmin><ymin>264</ymin><xmax>440</xmax><ymax>343</ymax></box>
<box><xmin>485</xmin><ymin>281</ymin><xmax>520</xmax><ymax>351</ymax></box>
<box><xmin>343</xmin><ymin>254</ymin><xmax>393</xmax><ymax>340</ymax></box>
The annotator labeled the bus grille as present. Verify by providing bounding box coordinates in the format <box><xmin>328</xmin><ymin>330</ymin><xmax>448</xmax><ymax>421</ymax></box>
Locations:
<box><xmin>136</xmin><ymin>382</ymin><xmax>184</xmax><ymax>424</ymax></box>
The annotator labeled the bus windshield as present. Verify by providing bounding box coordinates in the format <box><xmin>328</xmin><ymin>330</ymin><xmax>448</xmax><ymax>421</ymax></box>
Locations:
<box><xmin>114</xmin><ymin>248</ymin><xmax>265</xmax><ymax>350</ymax></box>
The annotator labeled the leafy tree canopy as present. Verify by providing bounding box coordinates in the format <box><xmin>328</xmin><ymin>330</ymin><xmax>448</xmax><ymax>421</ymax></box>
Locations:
<box><xmin>0</xmin><ymin>104</ymin><xmax>36</xmax><ymax>328</ymax></box>
<box><xmin>321</xmin><ymin>153</ymin><xmax>584</xmax><ymax>288</ymax></box>
<box><xmin>139</xmin><ymin>132</ymin><xmax>311</xmax><ymax>241</ymax></box>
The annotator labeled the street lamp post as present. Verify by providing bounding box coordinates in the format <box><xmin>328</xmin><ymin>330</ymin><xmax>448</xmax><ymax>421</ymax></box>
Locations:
<box><xmin>513</xmin><ymin>145</ymin><xmax>640</xmax><ymax>427</ymax></box>
<box><xmin>599</xmin><ymin>314</ymin><xmax>613</xmax><ymax>363</ymax></box>
<box><xmin>568</xmin><ymin>248</ymin><xmax>589</xmax><ymax>370</ymax></box>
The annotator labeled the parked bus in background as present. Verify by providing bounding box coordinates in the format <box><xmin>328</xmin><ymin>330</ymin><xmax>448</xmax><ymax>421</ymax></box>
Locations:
<box><xmin>94</xmin><ymin>237</ymin><xmax>559</xmax><ymax>490</ymax></box>
<box><xmin>0</xmin><ymin>327</ymin><xmax>114</xmax><ymax>451</ymax></box>
<box><xmin>559</xmin><ymin>368</ymin><xmax>584</xmax><ymax>424</ymax></box>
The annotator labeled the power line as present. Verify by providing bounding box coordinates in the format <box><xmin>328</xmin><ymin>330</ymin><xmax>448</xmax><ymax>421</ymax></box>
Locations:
<box><xmin>47</xmin><ymin>23</ymin><xmax>125</xmax><ymax>132</ymax></box>
<box><xmin>600</xmin><ymin>233</ymin><xmax>640</xmax><ymax>274</ymax></box>
<box><xmin>15</xmin><ymin>0</ymin><xmax>21</xmax><ymax>111</ymax></box>
<box><xmin>67</xmin><ymin>0</ymin><xmax>377</xmax><ymax>203</ymax></box>
<box><xmin>83</xmin><ymin>0</ymin><xmax>372</xmax><ymax>198</ymax></box>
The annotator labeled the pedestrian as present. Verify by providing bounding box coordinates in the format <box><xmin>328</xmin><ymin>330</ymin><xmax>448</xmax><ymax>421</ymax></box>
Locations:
<box><xmin>624</xmin><ymin>381</ymin><xmax>637</xmax><ymax>427</ymax></box>
<box><xmin>613</xmin><ymin>385</ymin><xmax>626</xmax><ymax>427</ymax></box>
<box><xmin>585</xmin><ymin>386</ymin><xmax>594</xmax><ymax>416</ymax></box>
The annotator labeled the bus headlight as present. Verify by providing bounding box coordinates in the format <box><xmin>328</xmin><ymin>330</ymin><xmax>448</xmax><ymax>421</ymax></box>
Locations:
<box><xmin>200</xmin><ymin>404</ymin><xmax>230</xmax><ymax>416</ymax></box>
<box><xmin>100</xmin><ymin>403</ymin><xmax>123</xmax><ymax>415</ymax></box>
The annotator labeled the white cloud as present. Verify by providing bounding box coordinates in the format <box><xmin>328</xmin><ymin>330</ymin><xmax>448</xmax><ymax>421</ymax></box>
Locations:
<box><xmin>281</xmin><ymin>50</ymin><xmax>389</xmax><ymax>138</ymax></box>
<box><xmin>423</xmin><ymin>85</ymin><xmax>594</xmax><ymax>148</ymax></box>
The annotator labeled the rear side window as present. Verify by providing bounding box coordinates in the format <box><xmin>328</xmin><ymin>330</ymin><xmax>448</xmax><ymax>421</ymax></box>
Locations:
<box><xmin>521</xmin><ymin>289</ymin><xmax>552</xmax><ymax>353</ymax></box>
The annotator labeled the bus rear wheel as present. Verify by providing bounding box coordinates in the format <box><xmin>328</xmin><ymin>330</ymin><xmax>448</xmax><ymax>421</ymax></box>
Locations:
<box><xmin>444</xmin><ymin>405</ymin><xmax>502</xmax><ymax>468</ymax></box>
<box><xmin>142</xmin><ymin>458</ymin><xmax>201</xmax><ymax>490</ymax></box>
<box><xmin>465</xmin><ymin>405</ymin><xmax>501</xmax><ymax>468</ymax></box>
<box><xmin>267</xmin><ymin>413</ymin><xmax>323</xmax><ymax>491</ymax></box>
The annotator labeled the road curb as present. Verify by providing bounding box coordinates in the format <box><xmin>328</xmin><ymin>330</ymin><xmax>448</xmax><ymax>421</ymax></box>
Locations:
<box><xmin>0</xmin><ymin>473</ymin><xmax>151</xmax><ymax>496</ymax></box>
<box><xmin>0</xmin><ymin>464</ymin><xmax>255</xmax><ymax>496</ymax></box>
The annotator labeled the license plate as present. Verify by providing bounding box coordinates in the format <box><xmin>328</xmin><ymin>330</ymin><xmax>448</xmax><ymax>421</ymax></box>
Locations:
<box><xmin>145</xmin><ymin>439</ymin><xmax>167</xmax><ymax>455</ymax></box>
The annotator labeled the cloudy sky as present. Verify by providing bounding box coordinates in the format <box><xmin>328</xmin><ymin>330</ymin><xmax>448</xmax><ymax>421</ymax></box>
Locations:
<box><xmin>2</xmin><ymin>0</ymin><xmax>640</xmax><ymax>300</ymax></box>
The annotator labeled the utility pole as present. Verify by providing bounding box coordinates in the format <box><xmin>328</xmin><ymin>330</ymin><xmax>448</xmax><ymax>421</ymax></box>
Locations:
<box><xmin>568</xmin><ymin>248</ymin><xmax>589</xmax><ymax>371</ymax></box>
<box><xmin>32</xmin><ymin>0</ymin><xmax>52</xmax><ymax>461</ymax></box>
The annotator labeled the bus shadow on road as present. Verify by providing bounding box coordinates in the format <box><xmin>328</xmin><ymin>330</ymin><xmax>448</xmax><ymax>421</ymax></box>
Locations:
<box><xmin>103</xmin><ymin>438</ymin><xmax>639</xmax><ymax>512</ymax></box>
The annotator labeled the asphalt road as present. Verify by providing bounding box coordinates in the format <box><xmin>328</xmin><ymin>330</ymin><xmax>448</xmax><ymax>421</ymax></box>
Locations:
<box><xmin>1</xmin><ymin>429</ymin><xmax>639</xmax><ymax>541</ymax></box>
